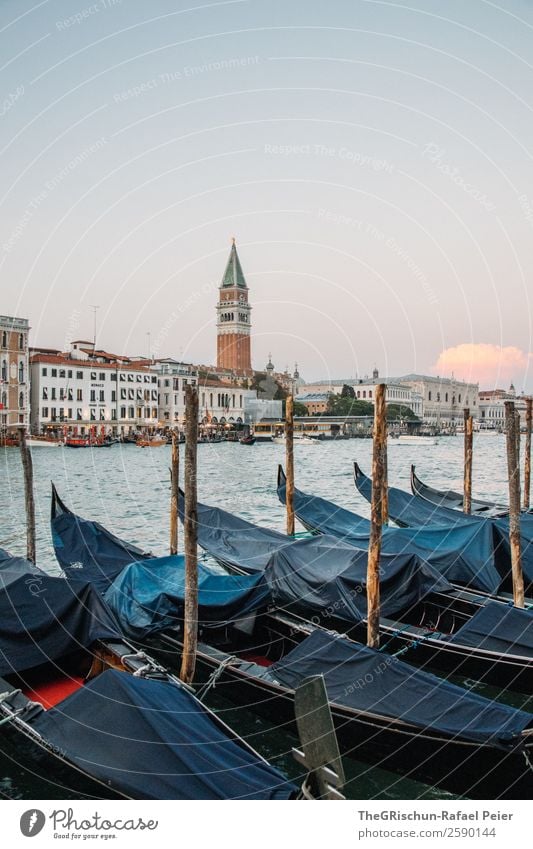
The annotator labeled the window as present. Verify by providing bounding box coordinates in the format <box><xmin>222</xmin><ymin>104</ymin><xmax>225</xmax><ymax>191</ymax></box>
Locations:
<box><xmin>90</xmin><ymin>390</ymin><xmax>96</xmax><ymax>402</ymax></box>
<box><xmin>436</xmin><ymin>393</ymin><xmax>440</xmax><ymax>402</ymax></box>
<box><xmin>59</xmin><ymin>388</ymin><xmax>65</xmax><ymax>401</ymax></box>
<box><xmin>99</xmin><ymin>390</ymin><xmax>105</xmax><ymax>402</ymax></box>
<box><xmin>0</xmin><ymin>359</ymin><xmax>6</xmax><ymax>381</ymax></box>
<box><xmin>42</xmin><ymin>388</ymin><xmax>48</xmax><ymax>400</ymax></box>
<box><xmin>119</xmin><ymin>373</ymin><xmax>126</xmax><ymax>382</ymax></box>
<box><xmin>151</xmin><ymin>376</ymin><xmax>157</xmax><ymax>384</ymax></box>
<box><xmin>120</xmin><ymin>388</ymin><xmax>126</xmax><ymax>400</ymax></box>
<box><xmin>458</xmin><ymin>394</ymin><xmax>462</xmax><ymax>403</ymax></box>
<box><xmin>164</xmin><ymin>394</ymin><xmax>169</xmax><ymax>405</ymax></box>
<box><xmin>67</xmin><ymin>388</ymin><xmax>73</xmax><ymax>401</ymax></box>
<box><xmin>68</xmin><ymin>370</ymin><xmax>72</xmax><ymax>379</ymax></box>
<box><xmin>111</xmin><ymin>373</ymin><xmax>117</xmax><ymax>381</ymax></box>
<box><xmin>111</xmin><ymin>390</ymin><xmax>116</xmax><ymax>403</ymax></box>
<box><xmin>76</xmin><ymin>409</ymin><xmax>82</xmax><ymax>421</ymax></box>
<box><xmin>128</xmin><ymin>389</ymin><xmax>134</xmax><ymax>400</ymax></box>
<box><xmin>136</xmin><ymin>375</ymin><xmax>142</xmax><ymax>382</ymax></box>
<box><xmin>42</xmin><ymin>407</ymin><xmax>48</xmax><ymax>418</ymax></box>
<box><xmin>50</xmin><ymin>407</ymin><xmax>57</xmax><ymax>421</ymax></box>
<box><xmin>90</xmin><ymin>372</ymin><xmax>96</xmax><ymax>380</ymax></box>
<box><xmin>19</xmin><ymin>333</ymin><xmax>24</xmax><ymax>349</ymax></box>
<box><xmin>51</xmin><ymin>387</ymin><xmax>56</xmax><ymax>400</ymax></box>
<box><xmin>111</xmin><ymin>409</ymin><xmax>117</xmax><ymax>420</ymax></box>
<box><xmin>67</xmin><ymin>408</ymin><xmax>72</xmax><ymax>419</ymax></box>
<box><xmin>164</xmin><ymin>379</ymin><xmax>170</xmax><ymax>388</ymax></box>
<box><xmin>1</xmin><ymin>332</ymin><xmax>6</xmax><ymax>348</ymax></box>
<box><xmin>128</xmin><ymin>406</ymin><xmax>134</xmax><ymax>418</ymax></box>
<box><xmin>76</xmin><ymin>371</ymin><xmax>83</xmax><ymax>380</ymax></box>
<box><xmin>445</xmin><ymin>393</ymin><xmax>448</xmax><ymax>402</ymax></box>
<box><xmin>152</xmin><ymin>408</ymin><xmax>157</xmax><ymax>419</ymax></box>
<box><xmin>76</xmin><ymin>389</ymin><xmax>82</xmax><ymax>401</ymax></box>
<box><xmin>59</xmin><ymin>369</ymin><xmax>65</xmax><ymax>379</ymax></box>
<box><xmin>51</xmin><ymin>368</ymin><xmax>57</xmax><ymax>378</ymax></box>
<box><xmin>144</xmin><ymin>375</ymin><xmax>150</xmax><ymax>383</ymax></box>
<box><xmin>428</xmin><ymin>391</ymin><xmax>432</xmax><ymax>401</ymax></box>
<box><xmin>369</xmin><ymin>390</ymin><xmax>372</xmax><ymax>399</ymax></box>
<box><xmin>42</xmin><ymin>367</ymin><xmax>47</xmax><ymax>377</ymax></box>
<box><xmin>120</xmin><ymin>406</ymin><xmax>126</xmax><ymax>419</ymax></box>
<box><xmin>99</xmin><ymin>373</ymin><xmax>106</xmax><ymax>381</ymax></box>
<box><xmin>99</xmin><ymin>409</ymin><xmax>105</xmax><ymax>420</ymax></box>
<box><xmin>90</xmin><ymin>409</ymin><xmax>96</xmax><ymax>421</ymax></box>
<box><xmin>59</xmin><ymin>408</ymin><xmax>64</xmax><ymax>421</ymax></box>
<box><xmin>128</xmin><ymin>374</ymin><xmax>133</xmax><ymax>382</ymax></box>
<box><xmin>136</xmin><ymin>389</ymin><xmax>143</xmax><ymax>400</ymax></box>
<box><xmin>152</xmin><ymin>390</ymin><xmax>158</xmax><ymax>401</ymax></box>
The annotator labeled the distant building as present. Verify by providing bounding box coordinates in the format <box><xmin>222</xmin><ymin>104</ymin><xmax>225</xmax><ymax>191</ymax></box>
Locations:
<box><xmin>296</xmin><ymin>392</ymin><xmax>330</xmax><ymax>415</ymax></box>
<box><xmin>216</xmin><ymin>239</ymin><xmax>252</xmax><ymax>372</ymax></box>
<box><xmin>299</xmin><ymin>370</ymin><xmax>422</xmax><ymax>418</ymax></box>
<box><xmin>399</xmin><ymin>374</ymin><xmax>479</xmax><ymax>427</ymax></box>
<box><xmin>30</xmin><ymin>343</ymin><xmax>158</xmax><ymax>436</ymax></box>
<box><xmin>0</xmin><ymin>315</ymin><xmax>30</xmax><ymax>432</ymax></box>
<box><xmin>478</xmin><ymin>383</ymin><xmax>529</xmax><ymax>429</ymax></box>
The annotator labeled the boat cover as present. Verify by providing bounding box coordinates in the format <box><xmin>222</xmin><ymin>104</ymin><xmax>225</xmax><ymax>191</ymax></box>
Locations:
<box><xmin>30</xmin><ymin>668</ymin><xmax>295</xmax><ymax>800</ymax></box>
<box><xmin>447</xmin><ymin>601</ymin><xmax>533</xmax><ymax>657</ymax></box>
<box><xmin>264</xmin><ymin>535</ymin><xmax>453</xmax><ymax>623</ymax></box>
<box><xmin>104</xmin><ymin>556</ymin><xmax>271</xmax><ymax>639</ymax></box>
<box><xmin>178</xmin><ymin>489</ymin><xmax>288</xmax><ymax>572</ymax></box>
<box><xmin>51</xmin><ymin>486</ymin><xmax>152</xmax><ymax>593</ymax></box>
<box><xmin>0</xmin><ymin>570</ymin><xmax>121</xmax><ymax>676</ymax></box>
<box><xmin>264</xmin><ymin>630</ymin><xmax>532</xmax><ymax>745</ymax></box>
<box><xmin>353</xmin><ymin>467</ymin><xmax>533</xmax><ymax>585</ymax></box>
<box><xmin>0</xmin><ymin>548</ymin><xmax>43</xmax><ymax>587</ymax></box>
<box><xmin>277</xmin><ymin>471</ymin><xmax>503</xmax><ymax>594</ymax></box>
<box><xmin>410</xmin><ymin>467</ymin><xmax>509</xmax><ymax>517</ymax></box>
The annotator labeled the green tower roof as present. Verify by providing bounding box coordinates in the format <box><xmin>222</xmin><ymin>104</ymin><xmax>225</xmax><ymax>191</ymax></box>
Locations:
<box><xmin>221</xmin><ymin>239</ymin><xmax>247</xmax><ymax>288</ymax></box>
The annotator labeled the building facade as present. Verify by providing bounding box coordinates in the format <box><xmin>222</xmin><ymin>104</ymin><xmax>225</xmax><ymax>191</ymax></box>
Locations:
<box><xmin>399</xmin><ymin>374</ymin><xmax>479</xmax><ymax>427</ymax></box>
<box><xmin>0</xmin><ymin>315</ymin><xmax>30</xmax><ymax>432</ymax></box>
<box><xmin>216</xmin><ymin>239</ymin><xmax>252</xmax><ymax>372</ymax></box>
<box><xmin>478</xmin><ymin>385</ymin><xmax>529</xmax><ymax>430</ymax></box>
<box><xmin>30</xmin><ymin>345</ymin><xmax>158</xmax><ymax>436</ymax></box>
<box><xmin>298</xmin><ymin>370</ymin><xmax>422</xmax><ymax>418</ymax></box>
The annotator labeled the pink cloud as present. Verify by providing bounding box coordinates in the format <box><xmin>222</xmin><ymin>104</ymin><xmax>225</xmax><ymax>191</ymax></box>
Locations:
<box><xmin>432</xmin><ymin>343</ymin><xmax>531</xmax><ymax>389</ymax></box>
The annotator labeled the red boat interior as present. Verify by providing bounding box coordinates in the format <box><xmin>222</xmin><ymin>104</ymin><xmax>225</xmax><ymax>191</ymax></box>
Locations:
<box><xmin>20</xmin><ymin>674</ymin><xmax>85</xmax><ymax>709</ymax></box>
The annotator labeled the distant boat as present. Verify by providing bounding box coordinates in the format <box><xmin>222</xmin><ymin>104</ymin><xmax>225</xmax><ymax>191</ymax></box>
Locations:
<box><xmin>136</xmin><ymin>437</ymin><xmax>167</xmax><ymax>448</ymax></box>
<box><xmin>272</xmin><ymin>434</ymin><xmax>318</xmax><ymax>445</ymax></box>
<box><xmin>26</xmin><ymin>437</ymin><xmax>61</xmax><ymax>448</ymax></box>
<box><xmin>239</xmin><ymin>435</ymin><xmax>256</xmax><ymax>445</ymax></box>
<box><xmin>389</xmin><ymin>435</ymin><xmax>438</xmax><ymax>446</ymax></box>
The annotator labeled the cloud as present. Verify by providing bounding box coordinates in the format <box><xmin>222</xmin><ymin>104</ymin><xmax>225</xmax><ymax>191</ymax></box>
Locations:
<box><xmin>432</xmin><ymin>343</ymin><xmax>531</xmax><ymax>389</ymax></box>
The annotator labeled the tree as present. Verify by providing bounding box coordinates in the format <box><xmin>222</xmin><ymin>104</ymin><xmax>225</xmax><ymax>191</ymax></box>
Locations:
<box><xmin>327</xmin><ymin>393</ymin><xmax>373</xmax><ymax>417</ymax></box>
<box><xmin>387</xmin><ymin>403</ymin><xmax>417</xmax><ymax>421</ymax></box>
<box><xmin>340</xmin><ymin>384</ymin><xmax>355</xmax><ymax>399</ymax></box>
<box><xmin>293</xmin><ymin>400</ymin><xmax>309</xmax><ymax>417</ymax></box>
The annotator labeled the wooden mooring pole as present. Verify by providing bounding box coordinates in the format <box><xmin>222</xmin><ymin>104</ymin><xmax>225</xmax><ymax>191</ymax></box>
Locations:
<box><xmin>169</xmin><ymin>428</ymin><xmax>179</xmax><ymax>555</ymax></box>
<box><xmin>463</xmin><ymin>408</ymin><xmax>473</xmax><ymax>514</ymax></box>
<box><xmin>18</xmin><ymin>427</ymin><xmax>36</xmax><ymax>563</ymax></box>
<box><xmin>525</xmin><ymin>397</ymin><xmax>532</xmax><ymax>511</ymax></box>
<box><xmin>504</xmin><ymin>401</ymin><xmax>524</xmax><ymax>608</ymax></box>
<box><xmin>180</xmin><ymin>387</ymin><xmax>199</xmax><ymax>683</ymax></box>
<box><xmin>286</xmin><ymin>395</ymin><xmax>295</xmax><ymax>536</ymax></box>
<box><xmin>367</xmin><ymin>384</ymin><xmax>387</xmax><ymax>648</ymax></box>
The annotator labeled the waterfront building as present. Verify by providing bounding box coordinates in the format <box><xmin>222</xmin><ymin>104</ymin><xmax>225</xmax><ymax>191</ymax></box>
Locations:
<box><xmin>30</xmin><ymin>343</ymin><xmax>158</xmax><ymax>436</ymax></box>
<box><xmin>216</xmin><ymin>239</ymin><xmax>252</xmax><ymax>372</ymax></box>
<box><xmin>0</xmin><ymin>315</ymin><xmax>30</xmax><ymax>433</ymax></box>
<box><xmin>296</xmin><ymin>392</ymin><xmax>330</xmax><ymax>414</ymax></box>
<box><xmin>399</xmin><ymin>374</ymin><xmax>479</xmax><ymax>427</ymax></box>
<box><xmin>299</xmin><ymin>369</ymin><xmax>421</xmax><ymax>417</ymax></box>
<box><xmin>478</xmin><ymin>384</ymin><xmax>529</xmax><ymax>430</ymax></box>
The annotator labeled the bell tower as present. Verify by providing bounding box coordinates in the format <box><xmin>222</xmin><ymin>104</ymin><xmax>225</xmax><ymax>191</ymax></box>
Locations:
<box><xmin>216</xmin><ymin>239</ymin><xmax>252</xmax><ymax>371</ymax></box>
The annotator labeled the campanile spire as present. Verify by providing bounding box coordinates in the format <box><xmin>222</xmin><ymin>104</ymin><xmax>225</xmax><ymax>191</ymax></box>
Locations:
<box><xmin>216</xmin><ymin>239</ymin><xmax>252</xmax><ymax>371</ymax></box>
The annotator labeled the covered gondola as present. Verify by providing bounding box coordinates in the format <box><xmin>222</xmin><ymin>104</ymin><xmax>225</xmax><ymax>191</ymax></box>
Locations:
<box><xmin>0</xmin><ymin>550</ymin><xmax>297</xmax><ymax>800</ymax></box>
<box><xmin>44</xmin><ymin>505</ymin><xmax>533</xmax><ymax>798</ymax></box>
<box><xmin>411</xmin><ymin>465</ymin><xmax>511</xmax><ymax>517</ymax></box>
<box><xmin>354</xmin><ymin>463</ymin><xmax>533</xmax><ymax>589</ymax></box>
<box><xmin>51</xmin><ymin>487</ymin><xmax>533</xmax><ymax>693</ymax></box>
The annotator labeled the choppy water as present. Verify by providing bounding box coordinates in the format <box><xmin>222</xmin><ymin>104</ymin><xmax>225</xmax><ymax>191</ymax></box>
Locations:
<box><xmin>0</xmin><ymin>433</ymin><xmax>528</xmax><ymax>799</ymax></box>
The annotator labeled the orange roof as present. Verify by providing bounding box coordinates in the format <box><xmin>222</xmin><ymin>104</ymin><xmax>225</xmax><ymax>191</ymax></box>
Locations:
<box><xmin>30</xmin><ymin>353</ymin><xmax>151</xmax><ymax>372</ymax></box>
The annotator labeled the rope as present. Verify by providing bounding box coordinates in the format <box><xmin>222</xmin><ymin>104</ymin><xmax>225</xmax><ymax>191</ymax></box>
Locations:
<box><xmin>196</xmin><ymin>656</ymin><xmax>238</xmax><ymax>701</ymax></box>
<box><xmin>392</xmin><ymin>631</ymin><xmax>443</xmax><ymax>658</ymax></box>
<box><xmin>522</xmin><ymin>748</ymin><xmax>533</xmax><ymax>774</ymax></box>
<box><xmin>0</xmin><ymin>708</ymin><xmax>24</xmax><ymax>727</ymax></box>
<box><xmin>378</xmin><ymin>622</ymin><xmax>412</xmax><ymax>653</ymax></box>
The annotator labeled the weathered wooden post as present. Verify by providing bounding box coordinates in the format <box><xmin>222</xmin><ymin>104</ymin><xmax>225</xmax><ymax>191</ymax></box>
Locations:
<box><xmin>525</xmin><ymin>397</ymin><xmax>532</xmax><ymax>511</ymax></box>
<box><xmin>504</xmin><ymin>401</ymin><xmax>524</xmax><ymax>608</ymax></box>
<box><xmin>367</xmin><ymin>384</ymin><xmax>387</xmax><ymax>648</ymax></box>
<box><xmin>180</xmin><ymin>387</ymin><xmax>199</xmax><ymax>683</ymax></box>
<box><xmin>18</xmin><ymin>427</ymin><xmax>36</xmax><ymax>563</ymax></box>
<box><xmin>286</xmin><ymin>395</ymin><xmax>295</xmax><ymax>536</ymax></box>
<box><xmin>463</xmin><ymin>408</ymin><xmax>473</xmax><ymax>514</ymax></box>
<box><xmin>169</xmin><ymin>428</ymin><xmax>179</xmax><ymax>555</ymax></box>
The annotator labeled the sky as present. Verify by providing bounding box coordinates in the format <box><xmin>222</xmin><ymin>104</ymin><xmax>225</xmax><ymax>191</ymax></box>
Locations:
<box><xmin>1</xmin><ymin>0</ymin><xmax>532</xmax><ymax>391</ymax></box>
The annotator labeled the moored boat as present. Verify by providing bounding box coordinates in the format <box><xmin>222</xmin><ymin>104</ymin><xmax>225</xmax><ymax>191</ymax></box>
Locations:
<box><xmin>411</xmin><ymin>465</ymin><xmax>514</xmax><ymax>517</ymax></box>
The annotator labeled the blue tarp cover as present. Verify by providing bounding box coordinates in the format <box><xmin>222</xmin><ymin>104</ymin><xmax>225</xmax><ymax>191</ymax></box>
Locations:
<box><xmin>277</xmin><ymin>472</ymin><xmax>503</xmax><ymax>593</ymax></box>
<box><xmin>0</xmin><ymin>556</ymin><xmax>121</xmax><ymax>676</ymax></box>
<box><xmin>265</xmin><ymin>630</ymin><xmax>532</xmax><ymax>745</ymax></box>
<box><xmin>265</xmin><ymin>535</ymin><xmax>453</xmax><ymax>623</ymax></box>
<box><xmin>0</xmin><ymin>548</ymin><xmax>43</xmax><ymax>588</ymax></box>
<box><xmin>104</xmin><ymin>556</ymin><xmax>271</xmax><ymax>639</ymax></box>
<box><xmin>448</xmin><ymin>601</ymin><xmax>533</xmax><ymax>657</ymax></box>
<box><xmin>30</xmin><ymin>669</ymin><xmax>295</xmax><ymax>800</ymax></box>
<box><xmin>52</xmin><ymin>494</ymin><xmax>152</xmax><ymax>593</ymax></box>
<box><xmin>353</xmin><ymin>467</ymin><xmax>533</xmax><ymax>585</ymax></box>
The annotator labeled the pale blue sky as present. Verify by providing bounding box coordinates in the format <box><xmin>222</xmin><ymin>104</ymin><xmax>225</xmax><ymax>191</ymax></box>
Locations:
<box><xmin>1</xmin><ymin>0</ymin><xmax>532</xmax><ymax>389</ymax></box>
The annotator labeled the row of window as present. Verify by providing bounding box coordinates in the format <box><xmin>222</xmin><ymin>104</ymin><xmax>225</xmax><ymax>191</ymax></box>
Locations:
<box><xmin>427</xmin><ymin>390</ymin><xmax>474</xmax><ymax>405</ymax></box>
<box><xmin>1</xmin><ymin>332</ymin><xmax>25</xmax><ymax>349</ymax></box>
<box><xmin>1</xmin><ymin>391</ymin><xmax>24</xmax><ymax>409</ymax></box>
<box><xmin>161</xmin><ymin>378</ymin><xmax>196</xmax><ymax>390</ymax></box>
<box><xmin>219</xmin><ymin>312</ymin><xmax>249</xmax><ymax>323</ymax></box>
<box><xmin>40</xmin><ymin>367</ymin><xmax>157</xmax><ymax>384</ymax></box>
<box><xmin>41</xmin><ymin>407</ymin><xmax>158</xmax><ymax>421</ymax></box>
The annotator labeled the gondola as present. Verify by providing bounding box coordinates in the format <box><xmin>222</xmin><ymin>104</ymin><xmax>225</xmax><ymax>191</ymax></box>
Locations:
<box><xmin>410</xmin><ymin>465</ymin><xmax>529</xmax><ymax>517</ymax></box>
<box><xmin>276</xmin><ymin>467</ymin><xmax>532</xmax><ymax>600</ymax></box>
<box><xmin>239</xmin><ymin>434</ymin><xmax>256</xmax><ymax>445</ymax></box>
<box><xmin>354</xmin><ymin>463</ymin><xmax>533</xmax><ymax>590</ymax></box>
<box><xmin>44</xmin><ymin>502</ymin><xmax>533</xmax><ymax>798</ymax></box>
<box><xmin>51</xmin><ymin>486</ymin><xmax>533</xmax><ymax>694</ymax></box>
<box><xmin>0</xmin><ymin>550</ymin><xmax>299</xmax><ymax>800</ymax></box>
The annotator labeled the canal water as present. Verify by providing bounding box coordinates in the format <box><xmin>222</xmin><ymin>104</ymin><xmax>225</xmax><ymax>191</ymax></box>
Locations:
<box><xmin>0</xmin><ymin>433</ymin><xmax>529</xmax><ymax>799</ymax></box>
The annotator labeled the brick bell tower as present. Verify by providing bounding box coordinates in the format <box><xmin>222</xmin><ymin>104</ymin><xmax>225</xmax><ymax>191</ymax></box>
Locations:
<box><xmin>216</xmin><ymin>238</ymin><xmax>252</xmax><ymax>371</ymax></box>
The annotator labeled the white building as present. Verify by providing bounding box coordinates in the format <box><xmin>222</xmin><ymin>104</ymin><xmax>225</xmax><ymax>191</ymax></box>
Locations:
<box><xmin>478</xmin><ymin>385</ymin><xmax>529</xmax><ymax>430</ymax></box>
<box><xmin>30</xmin><ymin>345</ymin><xmax>158</xmax><ymax>436</ymax></box>
<box><xmin>399</xmin><ymin>374</ymin><xmax>479</xmax><ymax>427</ymax></box>
<box><xmin>299</xmin><ymin>369</ymin><xmax>422</xmax><ymax>418</ymax></box>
